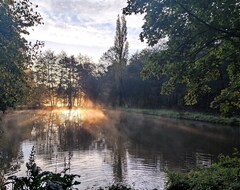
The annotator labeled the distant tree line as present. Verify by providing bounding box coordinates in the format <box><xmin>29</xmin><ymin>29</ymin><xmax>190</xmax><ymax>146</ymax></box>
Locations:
<box><xmin>31</xmin><ymin>51</ymin><xmax>99</xmax><ymax>108</ymax></box>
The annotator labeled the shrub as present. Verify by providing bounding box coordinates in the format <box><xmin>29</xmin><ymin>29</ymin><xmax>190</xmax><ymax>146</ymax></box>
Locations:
<box><xmin>4</xmin><ymin>146</ymin><xmax>80</xmax><ymax>190</ymax></box>
<box><xmin>166</xmin><ymin>150</ymin><xmax>240</xmax><ymax>190</ymax></box>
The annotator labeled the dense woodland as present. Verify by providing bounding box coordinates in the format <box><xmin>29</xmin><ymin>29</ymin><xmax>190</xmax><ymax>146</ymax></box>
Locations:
<box><xmin>0</xmin><ymin>0</ymin><xmax>240</xmax><ymax>116</ymax></box>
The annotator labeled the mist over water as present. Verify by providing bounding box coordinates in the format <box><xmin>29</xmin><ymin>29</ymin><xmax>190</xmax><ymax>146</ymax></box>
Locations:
<box><xmin>0</xmin><ymin>110</ymin><xmax>239</xmax><ymax>189</ymax></box>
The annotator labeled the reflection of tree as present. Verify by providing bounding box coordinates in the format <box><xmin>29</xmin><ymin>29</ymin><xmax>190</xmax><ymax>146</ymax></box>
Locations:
<box><xmin>36</xmin><ymin>110</ymin><xmax>131</xmax><ymax>183</ymax></box>
<box><xmin>31</xmin><ymin>111</ymin><xmax>98</xmax><ymax>154</ymax></box>
<box><xmin>1</xmin><ymin>110</ymin><xmax>240</xmax><ymax>188</ymax></box>
<box><xmin>59</xmin><ymin>120</ymin><xmax>94</xmax><ymax>150</ymax></box>
<box><xmin>0</xmin><ymin>137</ymin><xmax>22</xmax><ymax>174</ymax></box>
<box><xmin>112</xmin><ymin>136</ymin><xmax>125</xmax><ymax>182</ymax></box>
<box><xmin>89</xmin><ymin>133</ymin><xmax>107</xmax><ymax>150</ymax></box>
<box><xmin>112</xmin><ymin>112</ymin><xmax>240</xmax><ymax>171</ymax></box>
<box><xmin>112</xmin><ymin>117</ymin><xmax>128</xmax><ymax>183</ymax></box>
<box><xmin>0</xmin><ymin>112</ymin><xmax>33</xmax><ymax>174</ymax></box>
<box><xmin>32</xmin><ymin>112</ymin><xmax>60</xmax><ymax>155</ymax></box>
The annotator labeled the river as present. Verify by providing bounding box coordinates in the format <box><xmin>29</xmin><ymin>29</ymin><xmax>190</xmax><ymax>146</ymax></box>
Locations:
<box><xmin>0</xmin><ymin>109</ymin><xmax>239</xmax><ymax>189</ymax></box>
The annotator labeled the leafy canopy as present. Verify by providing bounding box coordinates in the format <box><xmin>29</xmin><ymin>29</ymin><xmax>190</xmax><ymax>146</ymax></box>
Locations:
<box><xmin>123</xmin><ymin>0</ymin><xmax>240</xmax><ymax>114</ymax></box>
<box><xmin>0</xmin><ymin>0</ymin><xmax>43</xmax><ymax>112</ymax></box>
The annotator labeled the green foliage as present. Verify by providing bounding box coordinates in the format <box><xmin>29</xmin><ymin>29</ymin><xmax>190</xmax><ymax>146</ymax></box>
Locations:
<box><xmin>5</xmin><ymin>146</ymin><xmax>80</xmax><ymax>190</ymax></box>
<box><xmin>0</xmin><ymin>0</ymin><xmax>43</xmax><ymax>112</ymax></box>
<box><xmin>100</xmin><ymin>15</ymin><xmax>129</xmax><ymax>107</ymax></box>
<box><xmin>33</xmin><ymin>51</ymin><xmax>97</xmax><ymax>108</ymax></box>
<box><xmin>166</xmin><ymin>150</ymin><xmax>240</xmax><ymax>190</ymax></box>
<box><xmin>123</xmin><ymin>0</ymin><xmax>240</xmax><ymax>114</ymax></box>
<box><xmin>98</xmin><ymin>46</ymin><xmax>190</xmax><ymax>109</ymax></box>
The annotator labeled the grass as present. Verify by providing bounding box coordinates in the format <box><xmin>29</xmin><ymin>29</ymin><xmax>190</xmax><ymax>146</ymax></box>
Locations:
<box><xmin>122</xmin><ymin>108</ymin><xmax>240</xmax><ymax>126</ymax></box>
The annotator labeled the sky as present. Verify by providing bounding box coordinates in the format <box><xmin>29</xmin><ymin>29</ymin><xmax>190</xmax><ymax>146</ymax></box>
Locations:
<box><xmin>26</xmin><ymin>0</ymin><xmax>147</xmax><ymax>63</ymax></box>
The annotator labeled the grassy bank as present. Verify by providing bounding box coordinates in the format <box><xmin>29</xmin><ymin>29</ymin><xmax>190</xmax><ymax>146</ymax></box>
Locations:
<box><xmin>123</xmin><ymin>108</ymin><xmax>240</xmax><ymax>126</ymax></box>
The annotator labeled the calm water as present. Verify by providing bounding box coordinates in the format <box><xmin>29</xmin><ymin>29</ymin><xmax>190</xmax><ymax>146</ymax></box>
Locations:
<box><xmin>0</xmin><ymin>109</ymin><xmax>240</xmax><ymax>189</ymax></box>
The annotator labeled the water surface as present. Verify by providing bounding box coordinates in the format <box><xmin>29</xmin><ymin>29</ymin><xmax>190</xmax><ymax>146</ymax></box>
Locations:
<box><xmin>0</xmin><ymin>109</ymin><xmax>239</xmax><ymax>189</ymax></box>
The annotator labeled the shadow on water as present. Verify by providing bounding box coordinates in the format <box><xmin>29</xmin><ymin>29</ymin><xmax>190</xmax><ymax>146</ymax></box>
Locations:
<box><xmin>0</xmin><ymin>109</ymin><xmax>240</xmax><ymax>189</ymax></box>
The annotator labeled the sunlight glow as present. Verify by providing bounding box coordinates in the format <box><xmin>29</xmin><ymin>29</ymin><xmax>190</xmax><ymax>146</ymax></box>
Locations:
<box><xmin>59</xmin><ymin>108</ymin><xmax>106</xmax><ymax>124</ymax></box>
<box><xmin>51</xmin><ymin>99</ymin><xmax>107</xmax><ymax>124</ymax></box>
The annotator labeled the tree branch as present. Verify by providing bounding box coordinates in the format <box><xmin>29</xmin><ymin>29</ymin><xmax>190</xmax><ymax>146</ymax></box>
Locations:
<box><xmin>173</xmin><ymin>0</ymin><xmax>240</xmax><ymax>38</ymax></box>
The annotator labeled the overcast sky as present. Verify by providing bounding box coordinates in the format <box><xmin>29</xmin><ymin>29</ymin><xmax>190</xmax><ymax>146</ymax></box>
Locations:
<box><xmin>26</xmin><ymin>0</ymin><xmax>146</xmax><ymax>63</ymax></box>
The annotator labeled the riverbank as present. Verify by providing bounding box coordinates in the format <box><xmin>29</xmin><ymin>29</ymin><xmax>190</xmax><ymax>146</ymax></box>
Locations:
<box><xmin>122</xmin><ymin>108</ymin><xmax>240</xmax><ymax>126</ymax></box>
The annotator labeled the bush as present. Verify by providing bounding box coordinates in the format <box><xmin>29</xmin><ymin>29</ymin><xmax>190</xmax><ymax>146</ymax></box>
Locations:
<box><xmin>166</xmin><ymin>150</ymin><xmax>240</xmax><ymax>190</ymax></box>
<box><xmin>4</xmin><ymin>146</ymin><xmax>80</xmax><ymax>190</ymax></box>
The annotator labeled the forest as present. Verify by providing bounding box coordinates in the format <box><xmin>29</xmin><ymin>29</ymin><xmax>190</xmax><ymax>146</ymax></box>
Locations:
<box><xmin>1</xmin><ymin>0</ymin><xmax>240</xmax><ymax>117</ymax></box>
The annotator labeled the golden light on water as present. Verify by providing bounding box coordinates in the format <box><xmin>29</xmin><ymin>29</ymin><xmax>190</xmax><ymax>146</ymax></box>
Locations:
<box><xmin>59</xmin><ymin>108</ymin><xmax>106</xmax><ymax>124</ymax></box>
<box><xmin>38</xmin><ymin>98</ymin><xmax>107</xmax><ymax>124</ymax></box>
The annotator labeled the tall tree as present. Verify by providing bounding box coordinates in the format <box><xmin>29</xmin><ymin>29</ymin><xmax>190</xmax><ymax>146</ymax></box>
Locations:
<box><xmin>59</xmin><ymin>55</ymin><xmax>79</xmax><ymax>108</ymax></box>
<box><xmin>100</xmin><ymin>15</ymin><xmax>129</xmax><ymax>106</ymax></box>
<box><xmin>123</xmin><ymin>0</ymin><xmax>240</xmax><ymax>114</ymax></box>
<box><xmin>76</xmin><ymin>54</ymin><xmax>97</xmax><ymax>105</ymax></box>
<box><xmin>56</xmin><ymin>51</ymin><xmax>68</xmax><ymax>106</ymax></box>
<box><xmin>0</xmin><ymin>0</ymin><xmax>43</xmax><ymax>112</ymax></box>
<box><xmin>34</xmin><ymin>51</ymin><xmax>98</xmax><ymax>108</ymax></box>
<box><xmin>34</xmin><ymin>50</ymin><xmax>58</xmax><ymax>106</ymax></box>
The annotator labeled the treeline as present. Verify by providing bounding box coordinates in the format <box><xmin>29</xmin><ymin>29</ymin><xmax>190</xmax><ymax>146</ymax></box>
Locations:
<box><xmin>98</xmin><ymin>48</ymin><xmax>184</xmax><ymax>109</ymax></box>
<box><xmin>30</xmin><ymin>47</ymin><xmax>223</xmax><ymax>112</ymax></box>
<box><xmin>28</xmin><ymin>15</ymin><xmax>190</xmax><ymax>110</ymax></box>
<box><xmin>29</xmin><ymin>51</ymin><xmax>99</xmax><ymax>108</ymax></box>
<box><xmin>1</xmin><ymin>0</ymin><xmax>240</xmax><ymax>116</ymax></box>
<box><xmin>98</xmin><ymin>48</ymin><xmax>223</xmax><ymax>111</ymax></box>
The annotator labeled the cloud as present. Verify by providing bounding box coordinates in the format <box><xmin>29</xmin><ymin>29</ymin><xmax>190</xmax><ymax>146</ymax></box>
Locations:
<box><xmin>27</xmin><ymin>0</ymin><xmax>146</xmax><ymax>62</ymax></box>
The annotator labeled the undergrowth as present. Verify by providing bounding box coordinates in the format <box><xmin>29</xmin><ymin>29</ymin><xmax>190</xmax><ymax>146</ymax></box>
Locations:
<box><xmin>4</xmin><ymin>146</ymin><xmax>80</xmax><ymax>190</ymax></box>
<box><xmin>166</xmin><ymin>150</ymin><xmax>240</xmax><ymax>190</ymax></box>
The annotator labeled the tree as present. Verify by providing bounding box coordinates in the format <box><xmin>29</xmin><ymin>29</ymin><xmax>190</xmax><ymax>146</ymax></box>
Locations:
<box><xmin>34</xmin><ymin>50</ymin><xmax>58</xmax><ymax>106</ymax></box>
<box><xmin>100</xmin><ymin>15</ymin><xmax>129</xmax><ymax>106</ymax></box>
<box><xmin>33</xmin><ymin>51</ymin><xmax>98</xmax><ymax>108</ymax></box>
<box><xmin>123</xmin><ymin>0</ymin><xmax>240</xmax><ymax>114</ymax></box>
<box><xmin>76</xmin><ymin>54</ymin><xmax>98</xmax><ymax>105</ymax></box>
<box><xmin>0</xmin><ymin>0</ymin><xmax>43</xmax><ymax>112</ymax></box>
<box><xmin>58</xmin><ymin>55</ymin><xmax>78</xmax><ymax>108</ymax></box>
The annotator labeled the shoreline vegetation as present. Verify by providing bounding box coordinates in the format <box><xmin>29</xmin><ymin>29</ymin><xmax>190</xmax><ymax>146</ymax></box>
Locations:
<box><xmin>122</xmin><ymin>108</ymin><xmax>240</xmax><ymax>127</ymax></box>
<box><xmin>166</xmin><ymin>150</ymin><xmax>240</xmax><ymax>190</ymax></box>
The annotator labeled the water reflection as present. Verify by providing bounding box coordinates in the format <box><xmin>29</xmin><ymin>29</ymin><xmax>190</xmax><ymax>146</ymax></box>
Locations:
<box><xmin>0</xmin><ymin>110</ymin><xmax>240</xmax><ymax>189</ymax></box>
<box><xmin>0</xmin><ymin>111</ymin><xmax>34</xmax><ymax>174</ymax></box>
